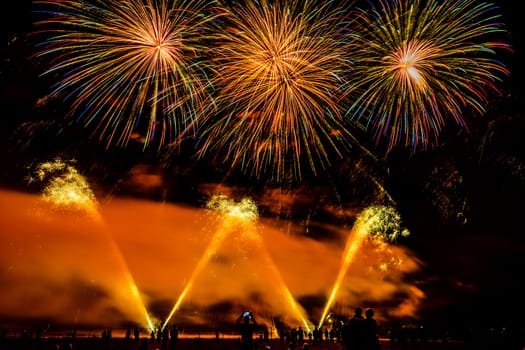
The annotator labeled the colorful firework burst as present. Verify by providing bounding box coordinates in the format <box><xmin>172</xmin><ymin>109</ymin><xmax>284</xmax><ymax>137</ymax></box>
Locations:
<box><xmin>33</xmin><ymin>0</ymin><xmax>219</xmax><ymax>149</ymax></box>
<box><xmin>344</xmin><ymin>0</ymin><xmax>510</xmax><ymax>152</ymax></box>
<box><xmin>196</xmin><ymin>0</ymin><xmax>360</xmax><ymax>181</ymax></box>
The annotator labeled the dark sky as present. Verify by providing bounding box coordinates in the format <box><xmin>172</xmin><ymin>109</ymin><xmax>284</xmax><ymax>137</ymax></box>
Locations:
<box><xmin>1</xmin><ymin>0</ymin><xmax>524</xmax><ymax>334</ymax></box>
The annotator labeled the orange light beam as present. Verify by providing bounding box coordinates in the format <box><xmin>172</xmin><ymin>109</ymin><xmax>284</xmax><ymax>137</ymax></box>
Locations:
<box><xmin>162</xmin><ymin>225</ymin><xmax>229</xmax><ymax>330</ymax></box>
<box><xmin>318</xmin><ymin>226</ymin><xmax>368</xmax><ymax>328</ymax></box>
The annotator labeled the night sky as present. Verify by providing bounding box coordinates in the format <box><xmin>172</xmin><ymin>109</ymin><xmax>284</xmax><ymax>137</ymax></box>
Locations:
<box><xmin>1</xmin><ymin>0</ymin><xmax>525</xmax><ymax>335</ymax></box>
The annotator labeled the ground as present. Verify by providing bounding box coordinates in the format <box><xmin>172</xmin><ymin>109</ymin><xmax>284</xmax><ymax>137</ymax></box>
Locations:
<box><xmin>0</xmin><ymin>337</ymin><xmax>518</xmax><ymax>350</ymax></box>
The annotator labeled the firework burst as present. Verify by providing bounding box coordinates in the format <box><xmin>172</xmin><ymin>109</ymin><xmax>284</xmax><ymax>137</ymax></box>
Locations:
<box><xmin>196</xmin><ymin>0</ymin><xmax>360</xmax><ymax>181</ymax></box>
<box><xmin>344</xmin><ymin>0</ymin><xmax>510</xmax><ymax>152</ymax></box>
<box><xmin>33</xmin><ymin>0</ymin><xmax>219</xmax><ymax>149</ymax></box>
<box><xmin>27</xmin><ymin>158</ymin><xmax>99</xmax><ymax>216</ymax></box>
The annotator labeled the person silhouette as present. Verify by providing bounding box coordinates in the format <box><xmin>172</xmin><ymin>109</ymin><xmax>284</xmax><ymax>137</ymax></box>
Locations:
<box><xmin>344</xmin><ymin>307</ymin><xmax>365</xmax><ymax>350</ymax></box>
<box><xmin>169</xmin><ymin>325</ymin><xmax>178</xmax><ymax>350</ymax></box>
<box><xmin>134</xmin><ymin>328</ymin><xmax>140</xmax><ymax>343</ymax></box>
<box><xmin>363</xmin><ymin>308</ymin><xmax>380</xmax><ymax>350</ymax></box>
<box><xmin>139</xmin><ymin>338</ymin><xmax>148</xmax><ymax>350</ymax></box>
<box><xmin>238</xmin><ymin>311</ymin><xmax>256</xmax><ymax>350</ymax></box>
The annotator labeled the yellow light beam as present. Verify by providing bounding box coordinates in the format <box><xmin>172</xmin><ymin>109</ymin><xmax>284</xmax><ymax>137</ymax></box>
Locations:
<box><xmin>318</xmin><ymin>205</ymin><xmax>409</xmax><ymax>328</ymax></box>
<box><xmin>34</xmin><ymin>158</ymin><xmax>154</xmax><ymax>330</ymax></box>
<box><xmin>162</xmin><ymin>225</ymin><xmax>228</xmax><ymax>330</ymax></box>
<box><xmin>162</xmin><ymin>194</ymin><xmax>311</xmax><ymax>332</ymax></box>
<box><xmin>318</xmin><ymin>227</ymin><xmax>368</xmax><ymax>328</ymax></box>
<box><xmin>252</xmin><ymin>233</ymin><xmax>312</xmax><ymax>333</ymax></box>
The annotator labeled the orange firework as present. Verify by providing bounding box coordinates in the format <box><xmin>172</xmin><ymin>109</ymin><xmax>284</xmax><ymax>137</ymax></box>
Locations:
<box><xmin>33</xmin><ymin>0</ymin><xmax>219</xmax><ymax>149</ymax></box>
<box><xmin>196</xmin><ymin>0</ymin><xmax>359</xmax><ymax>181</ymax></box>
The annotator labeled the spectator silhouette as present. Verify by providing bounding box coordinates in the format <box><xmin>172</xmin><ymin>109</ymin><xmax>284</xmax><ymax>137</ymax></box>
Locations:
<box><xmin>297</xmin><ymin>326</ymin><xmax>304</xmax><ymax>344</ymax></box>
<box><xmin>329</xmin><ymin>328</ymin><xmax>335</xmax><ymax>343</ymax></box>
<box><xmin>279</xmin><ymin>327</ymin><xmax>285</xmax><ymax>344</ymax></box>
<box><xmin>134</xmin><ymin>327</ymin><xmax>140</xmax><ymax>343</ymax></box>
<box><xmin>364</xmin><ymin>308</ymin><xmax>380</xmax><ymax>350</ymax></box>
<box><xmin>139</xmin><ymin>338</ymin><xmax>148</xmax><ymax>350</ymax></box>
<box><xmin>238</xmin><ymin>312</ymin><xmax>256</xmax><ymax>350</ymax></box>
<box><xmin>161</xmin><ymin>327</ymin><xmax>169</xmax><ymax>350</ymax></box>
<box><xmin>169</xmin><ymin>325</ymin><xmax>178</xmax><ymax>350</ymax></box>
<box><xmin>312</xmin><ymin>326</ymin><xmax>320</xmax><ymax>345</ymax></box>
<box><xmin>344</xmin><ymin>307</ymin><xmax>365</xmax><ymax>350</ymax></box>
<box><xmin>156</xmin><ymin>328</ymin><xmax>162</xmax><ymax>343</ymax></box>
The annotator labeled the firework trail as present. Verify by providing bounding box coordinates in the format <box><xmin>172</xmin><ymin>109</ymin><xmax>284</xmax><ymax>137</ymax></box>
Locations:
<box><xmin>344</xmin><ymin>0</ymin><xmax>510</xmax><ymax>152</ymax></box>
<box><xmin>27</xmin><ymin>158</ymin><xmax>155</xmax><ymax>329</ymax></box>
<box><xmin>162</xmin><ymin>194</ymin><xmax>310</xmax><ymax>331</ymax></box>
<box><xmin>196</xmin><ymin>0</ymin><xmax>360</xmax><ymax>181</ymax></box>
<box><xmin>33</xmin><ymin>0</ymin><xmax>219</xmax><ymax>149</ymax></box>
<box><xmin>319</xmin><ymin>205</ymin><xmax>409</xmax><ymax>327</ymax></box>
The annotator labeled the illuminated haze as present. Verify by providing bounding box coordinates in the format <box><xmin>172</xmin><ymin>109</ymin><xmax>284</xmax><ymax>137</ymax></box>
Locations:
<box><xmin>0</xmin><ymin>186</ymin><xmax>422</xmax><ymax>331</ymax></box>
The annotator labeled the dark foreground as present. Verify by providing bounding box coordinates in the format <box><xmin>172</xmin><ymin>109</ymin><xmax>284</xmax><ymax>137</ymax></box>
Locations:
<box><xmin>0</xmin><ymin>337</ymin><xmax>522</xmax><ymax>350</ymax></box>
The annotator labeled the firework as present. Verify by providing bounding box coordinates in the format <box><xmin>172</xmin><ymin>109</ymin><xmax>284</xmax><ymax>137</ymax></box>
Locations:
<box><xmin>196</xmin><ymin>0</ymin><xmax>359</xmax><ymax>181</ymax></box>
<box><xmin>33</xmin><ymin>0</ymin><xmax>219</xmax><ymax>149</ymax></box>
<box><xmin>354</xmin><ymin>205</ymin><xmax>410</xmax><ymax>242</ymax></box>
<box><xmin>344</xmin><ymin>0</ymin><xmax>510</xmax><ymax>152</ymax></box>
<box><xmin>424</xmin><ymin>160</ymin><xmax>469</xmax><ymax>223</ymax></box>
<box><xmin>28</xmin><ymin>158</ymin><xmax>99</xmax><ymax>216</ymax></box>
<box><xmin>318</xmin><ymin>205</ymin><xmax>409</xmax><ymax>327</ymax></box>
<box><xmin>206</xmin><ymin>194</ymin><xmax>258</xmax><ymax>222</ymax></box>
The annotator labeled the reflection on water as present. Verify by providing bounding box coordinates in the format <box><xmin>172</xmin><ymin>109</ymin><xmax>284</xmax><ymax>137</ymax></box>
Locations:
<box><xmin>0</xmin><ymin>188</ymin><xmax>423</xmax><ymax>331</ymax></box>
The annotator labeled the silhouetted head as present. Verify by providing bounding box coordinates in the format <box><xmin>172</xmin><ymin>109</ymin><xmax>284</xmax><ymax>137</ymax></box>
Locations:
<box><xmin>365</xmin><ymin>308</ymin><xmax>374</xmax><ymax>318</ymax></box>
<box><xmin>354</xmin><ymin>307</ymin><xmax>363</xmax><ymax>316</ymax></box>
